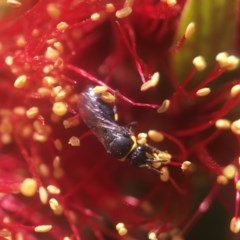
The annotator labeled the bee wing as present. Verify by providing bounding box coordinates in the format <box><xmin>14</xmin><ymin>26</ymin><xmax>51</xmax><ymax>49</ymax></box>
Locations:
<box><xmin>79</xmin><ymin>90</ymin><xmax>131</xmax><ymax>150</ymax></box>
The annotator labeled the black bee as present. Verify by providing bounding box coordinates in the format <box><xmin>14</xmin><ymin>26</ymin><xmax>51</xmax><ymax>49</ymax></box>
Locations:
<box><xmin>78</xmin><ymin>86</ymin><xmax>169</xmax><ymax>171</ymax></box>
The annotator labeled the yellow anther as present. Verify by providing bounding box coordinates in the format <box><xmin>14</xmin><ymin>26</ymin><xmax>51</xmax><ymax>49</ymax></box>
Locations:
<box><xmin>162</xmin><ymin>0</ymin><xmax>177</xmax><ymax>7</ymax></box>
<box><xmin>37</xmin><ymin>87</ymin><xmax>52</xmax><ymax>97</ymax></box>
<box><xmin>16</xmin><ymin>35</ymin><xmax>26</xmax><ymax>48</ymax></box>
<box><xmin>185</xmin><ymin>22</ymin><xmax>195</xmax><ymax>39</ymax></box>
<box><xmin>140</xmin><ymin>81</ymin><xmax>153</xmax><ymax>92</ymax></box>
<box><xmin>223</xmin><ymin>164</ymin><xmax>237</xmax><ymax>179</ymax></box>
<box><xmin>47</xmin><ymin>185</ymin><xmax>61</xmax><ymax>194</ymax></box>
<box><xmin>20</xmin><ymin>178</ymin><xmax>38</xmax><ymax>197</ymax></box>
<box><xmin>231</xmin><ymin>84</ymin><xmax>240</xmax><ymax>97</ymax></box>
<box><xmin>230</xmin><ymin>217</ymin><xmax>240</xmax><ymax>233</ymax></box>
<box><xmin>138</xmin><ymin>132</ymin><xmax>147</xmax><ymax>139</ymax></box>
<box><xmin>45</xmin><ymin>47</ymin><xmax>60</xmax><ymax>61</ymax></box>
<box><xmin>151</xmin><ymin>155</ymin><xmax>162</xmax><ymax>169</ymax></box>
<box><xmin>14</xmin><ymin>75</ymin><xmax>28</xmax><ymax>88</ymax></box>
<box><xmin>115</xmin><ymin>7</ymin><xmax>132</xmax><ymax>18</ymax></box>
<box><xmin>39</xmin><ymin>186</ymin><xmax>48</xmax><ymax>204</ymax></box>
<box><xmin>100</xmin><ymin>91</ymin><xmax>116</xmax><ymax>103</ymax></box>
<box><xmin>140</xmin><ymin>72</ymin><xmax>160</xmax><ymax>92</ymax></box>
<box><xmin>118</xmin><ymin>227</ymin><xmax>128</xmax><ymax>236</ymax></box>
<box><xmin>52</xmin><ymin>102</ymin><xmax>68</xmax><ymax>116</ymax></box>
<box><xmin>216</xmin><ymin>52</ymin><xmax>228</xmax><ymax>68</ymax></box>
<box><xmin>43</xmin><ymin>64</ymin><xmax>54</xmax><ymax>74</ymax></box>
<box><xmin>150</xmin><ymin>72</ymin><xmax>160</xmax><ymax>87</ymax></box>
<box><xmin>49</xmin><ymin>198</ymin><xmax>63</xmax><ymax>215</ymax></box>
<box><xmin>5</xmin><ymin>56</ymin><xmax>13</xmax><ymax>66</ymax></box>
<box><xmin>49</xmin><ymin>198</ymin><xmax>59</xmax><ymax>210</ymax></box>
<box><xmin>158</xmin><ymin>152</ymin><xmax>171</xmax><ymax>163</ymax></box>
<box><xmin>216</xmin><ymin>175</ymin><xmax>228</xmax><ymax>185</ymax></box>
<box><xmin>137</xmin><ymin>132</ymin><xmax>147</xmax><ymax>145</ymax></box>
<box><xmin>53</xmin><ymin>41</ymin><xmax>64</xmax><ymax>53</ymax></box>
<box><xmin>46</xmin><ymin>38</ymin><xmax>56</xmax><ymax>45</ymax></box>
<box><xmin>231</xmin><ymin>119</ymin><xmax>240</xmax><ymax>135</ymax></box>
<box><xmin>55</xmin><ymin>90</ymin><xmax>67</xmax><ymax>101</ymax></box>
<box><xmin>148</xmin><ymin>130</ymin><xmax>164</xmax><ymax>142</ymax></box>
<box><xmin>91</xmin><ymin>12</ymin><xmax>101</xmax><ymax>21</ymax></box>
<box><xmin>26</xmin><ymin>107</ymin><xmax>39</xmax><ymax>119</ymax></box>
<box><xmin>215</xmin><ymin>119</ymin><xmax>231</xmax><ymax>130</ymax></box>
<box><xmin>116</xmin><ymin>222</ymin><xmax>125</xmax><ymax>230</ymax></box>
<box><xmin>160</xmin><ymin>167</ymin><xmax>169</xmax><ymax>182</ymax></box>
<box><xmin>236</xmin><ymin>180</ymin><xmax>240</xmax><ymax>191</ymax></box>
<box><xmin>33</xmin><ymin>132</ymin><xmax>48</xmax><ymax>142</ymax></box>
<box><xmin>196</xmin><ymin>88</ymin><xmax>211</xmax><ymax>97</ymax></box>
<box><xmin>68</xmin><ymin>136</ymin><xmax>80</xmax><ymax>146</ymax></box>
<box><xmin>34</xmin><ymin>225</ymin><xmax>52</xmax><ymax>233</ymax></box>
<box><xmin>51</xmin><ymin>85</ymin><xmax>62</xmax><ymax>97</ymax></box>
<box><xmin>226</xmin><ymin>55</ymin><xmax>239</xmax><ymax>70</ymax></box>
<box><xmin>55</xmin><ymin>57</ymin><xmax>64</xmax><ymax>69</ymax></box>
<box><xmin>7</xmin><ymin>0</ymin><xmax>22</xmax><ymax>8</ymax></box>
<box><xmin>53</xmin><ymin>156</ymin><xmax>61</xmax><ymax>168</ymax></box>
<box><xmin>63</xmin><ymin>118</ymin><xmax>80</xmax><ymax>128</ymax></box>
<box><xmin>181</xmin><ymin>161</ymin><xmax>191</xmax><ymax>171</ymax></box>
<box><xmin>148</xmin><ymin>231</ymin><xmax>157</xmax><ymax>240</ymax></box>
<box><xmin>54</xmin><ymin>139</ymin><xmax>63</xmax><ymax>151</ymax></box>
<box><xmin>63</xmin><ymin>237</ymin><xmax>71</xmax><ymax>240</ymax></box>
<box><xmin>157</xmin><ymin>99</ymin><xmax>170</xmax><ymax>113</ymax></box>
<box><xmin>123</xmin><ymin>0</ymin><xmax>134</xmax><ymax>7</ymax></box>
<box><xmin>56</xmin><ymin>21</ymin><xmax>69</xmax><ymax>32</ymax></box>
<box><xmin>13</xmin><ymin>106</ymin><xmax>26</xmax><ymax>115</ymax></box>
<box><xmin>116</xmin><ymin>222</ymin><xmax>128</xmax><ymax>236</ymax></box>
<box><xmin>192</xmin><ymin>56</ymin><xmax>207</xmax><ymax>71</ymax></box>
<box><xmin>38</xmin><ymin>163</ymin><xmax>50</xmax><ymax>177</ymax></box>
<box><xmin>46</xmin><ymin>3</ymin><xmax>61</xmax><ymax>19</ymax></box>
<box><xmin>166</xmin><ymin>0</ymin><xmax>177</xmax><ymax>7</ymax></box>
<box><xmin>92</xmin><ymin>85</ymin><xmax>108</xmax><ymax>94</ymax></box>
<box><xmin>32</xmin><ymin>121</ymin><xmax>51</xmax><ymax>136</ymax></box>
<box><xmin>105</xmin><ymin>3</ymin><xmax>115</xmax><ymax>12</ymax></box>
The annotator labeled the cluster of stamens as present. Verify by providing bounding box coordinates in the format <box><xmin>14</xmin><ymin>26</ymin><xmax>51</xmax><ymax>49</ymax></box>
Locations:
<box><xmin>1</xmin><ymin>0</ymin><xmax>240</xmax><ymax>239</ymax></box>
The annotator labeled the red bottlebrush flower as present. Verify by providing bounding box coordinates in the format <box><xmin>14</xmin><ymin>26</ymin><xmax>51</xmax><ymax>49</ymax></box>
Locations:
<box><xmin>0</xmin><ymin>0</ymin><xmax>240</xmax><ymax>240</ymax></box>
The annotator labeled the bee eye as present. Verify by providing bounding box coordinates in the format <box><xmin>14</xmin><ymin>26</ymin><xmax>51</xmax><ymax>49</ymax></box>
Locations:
<box><xmin>108</xmin><ymin>136</ymin><xmax>134</xmax><ymax>159</ymax></box>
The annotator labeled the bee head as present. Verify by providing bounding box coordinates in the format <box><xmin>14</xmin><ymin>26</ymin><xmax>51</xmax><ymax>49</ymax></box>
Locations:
<box><xmin>127</xmin><ymin>145</ymin><xmax>153</xmax><ymax>167</ymax></box>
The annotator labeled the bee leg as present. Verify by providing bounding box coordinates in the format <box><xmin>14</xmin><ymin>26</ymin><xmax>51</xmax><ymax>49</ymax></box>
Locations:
<box><xmin>145</xmin><ymin>164</ymin><xmax>162</xmax><ymax>174</ymax></box>
<box><xmin>126</xmin><ymin>121</ymin><xmax>138</xmax><ymax>130</ymax></box>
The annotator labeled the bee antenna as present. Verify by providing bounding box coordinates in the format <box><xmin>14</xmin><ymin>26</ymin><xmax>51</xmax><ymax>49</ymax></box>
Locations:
<box><xmin>145</xmin><ymin>164</ymin><xmax>161</xmax><ymax>174</ymax></box>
